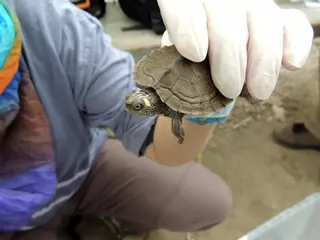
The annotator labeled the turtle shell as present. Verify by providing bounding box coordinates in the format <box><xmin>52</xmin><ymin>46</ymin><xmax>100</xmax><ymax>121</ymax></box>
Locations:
<box><xmin>134</xmin><ymin>46</ymin><xmax>233</xmax><ymax>116</ymax></box>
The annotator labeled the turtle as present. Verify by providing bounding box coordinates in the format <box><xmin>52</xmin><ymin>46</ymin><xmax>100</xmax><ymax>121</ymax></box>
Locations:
<box><xmin>125</xmin><ymin>45</ymin><xmax>234</xmax><ymax>144</ymax></box>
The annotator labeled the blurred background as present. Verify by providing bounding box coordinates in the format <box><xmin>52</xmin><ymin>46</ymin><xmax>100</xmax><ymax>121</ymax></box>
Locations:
<box><xmin>71</xmin><ymin>0</ymin><xmax>320</xmax><ymax>51</ymax></box>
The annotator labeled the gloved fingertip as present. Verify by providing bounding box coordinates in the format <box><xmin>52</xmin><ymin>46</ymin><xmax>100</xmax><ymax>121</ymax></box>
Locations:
<box><xmin>282</xmin><ymin>9</ymin><xmax>313</xmax><ymax>70</ymax></box>
<box><xmin>161</xmin><ymin>31</ymin><xmax>173</xmax><ymax>47</ymax></box>
<box><xmin>248</xmin><ymin>86</ymin><xmax>273</xmax><ymax>101</ymax></box>
<box><xmin>282</xmin><ymin>61</ymin><xmax>300</xmax><ymax>71</ymax></box>
<box><xmin>217</xmin><ymin>86</ymin><xmax>242</xmax><ymax>100</ymax></box>
<box><xmin>283</xmin><ymin>50</ymin><xmax>311</xmax><ymax>69</ymax></box>
<box><xmin>174</xmin><ymin>42</ymin><xmax>208</xmax><ymax>62</ymax></box>
<box><xmin>283</xmin><ymin>33</ymin><xmax>312</xmax><ymax>69</ymax></box>
<box><xmin>161</xmin><ymin>32</ymin><xmax>207</xmax><ymax>62</ymax></box>
<box><xmin>214</xmin><ymin>74</ymin><xmax>244</xmax><ymax>99</ymax></box>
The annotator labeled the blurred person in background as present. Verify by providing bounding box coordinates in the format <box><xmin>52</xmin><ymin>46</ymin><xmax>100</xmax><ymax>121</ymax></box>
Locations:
<box><xmin>0</xmin><ymin>0</ymin><xmax>313</xmax><ymax>239</ymax></box>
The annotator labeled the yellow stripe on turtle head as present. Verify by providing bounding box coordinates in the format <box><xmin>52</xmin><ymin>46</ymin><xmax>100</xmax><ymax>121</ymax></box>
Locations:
<box><xmin>143</xmin><ymin>97</ymin><xmax>151</xmax><ymax>108</ymax></box>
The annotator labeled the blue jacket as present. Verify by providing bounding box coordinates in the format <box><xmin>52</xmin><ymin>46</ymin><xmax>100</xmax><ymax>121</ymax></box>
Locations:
<box><xmin>1</xmin><ymin>0</ymin><xmax>156</xmax><ymax>231</ymax></box>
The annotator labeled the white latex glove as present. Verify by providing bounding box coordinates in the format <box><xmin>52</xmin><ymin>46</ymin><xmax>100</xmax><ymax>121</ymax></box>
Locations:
<box><xmin>158</xmin><ymin>0</ymin><xmax>314</xmax><ymax>100</ymax></box>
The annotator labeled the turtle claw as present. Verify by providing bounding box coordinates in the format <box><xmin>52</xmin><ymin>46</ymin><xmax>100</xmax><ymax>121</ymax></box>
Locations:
<box><xmin>171</xmin><ymin>112</ymin><xmax>185</xmax><ymax>144</ymax></box>
<box><xmin>177</xmin><ymin>136</ymin><xmax>184</xmax><ymax>144</ymax></box>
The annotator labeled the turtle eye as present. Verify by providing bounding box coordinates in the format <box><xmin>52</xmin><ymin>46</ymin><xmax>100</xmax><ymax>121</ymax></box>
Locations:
<box><xmin>133</xmin><ymin>103</ymin><xmax>143</xmax><ymax>110</ymax></box>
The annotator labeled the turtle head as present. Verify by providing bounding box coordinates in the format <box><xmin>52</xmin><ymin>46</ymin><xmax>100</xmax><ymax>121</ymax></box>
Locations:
<box><xmin>125</xmin><ymin>90</ymin><xmax>164</xmax><ymax>116</ymax></box>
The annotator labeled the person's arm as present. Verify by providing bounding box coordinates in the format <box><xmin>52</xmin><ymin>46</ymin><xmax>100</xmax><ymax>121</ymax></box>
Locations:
<box><xmin>59</xmin><ymin>2</ymin><xmax>223</xmax><ymax>165</ymax></box>
<box><xmin>145</xmin><ymin>118</ymin><xmax>216</xmax><ymax>165</ymax></box>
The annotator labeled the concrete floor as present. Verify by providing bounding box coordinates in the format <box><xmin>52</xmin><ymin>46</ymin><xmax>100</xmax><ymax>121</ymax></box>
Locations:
<box><xmin>100</xmin><ymin>2</ymin><xmax>162</xmax><ymax>51</ymax></box>
<box><xmin>73</xmin><ymin>2</ymin><xmax>320</xmax><ymax>240</ymax></box>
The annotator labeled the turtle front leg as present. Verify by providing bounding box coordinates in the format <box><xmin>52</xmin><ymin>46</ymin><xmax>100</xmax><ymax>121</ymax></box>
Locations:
<box><xmin>171</xmin><ymin>112</ymin><xmax>185</xmax><ymax>144</ymax></box>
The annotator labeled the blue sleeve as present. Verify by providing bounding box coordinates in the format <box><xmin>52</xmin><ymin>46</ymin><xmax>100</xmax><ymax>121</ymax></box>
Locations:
<box><xmin>57</xmin><ymin>2</ymin><xmax>157</xmax><ymax>155</ymax></box>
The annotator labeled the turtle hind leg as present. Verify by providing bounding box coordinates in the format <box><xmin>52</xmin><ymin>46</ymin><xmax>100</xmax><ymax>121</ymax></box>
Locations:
<box><xmin>171</xmin><ymin>112</ymin><xmax>185</xmax><ymax>144</ymax></box>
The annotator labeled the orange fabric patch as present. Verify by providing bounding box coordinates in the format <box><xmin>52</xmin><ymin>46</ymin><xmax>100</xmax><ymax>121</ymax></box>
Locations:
<box><xmin>75</xmin><ymin>0</ymin><xmax>91</xmax><ymax>9</ymax></box>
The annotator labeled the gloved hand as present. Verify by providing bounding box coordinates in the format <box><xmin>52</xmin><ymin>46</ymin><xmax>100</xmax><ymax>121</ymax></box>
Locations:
<box><xmin>158</xmin><ymin>0</ymin><xmax>313</xmax><ymax>101</ymax></box>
